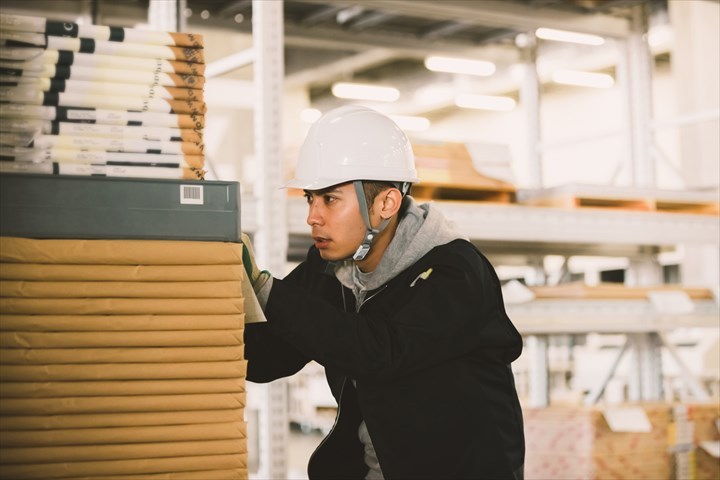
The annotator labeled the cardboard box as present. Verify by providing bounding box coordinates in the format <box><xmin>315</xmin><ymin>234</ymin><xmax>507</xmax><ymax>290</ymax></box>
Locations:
<box><xmin>0</xmin><ymin>173</ymin><xmax>241</xmax><ymax>242</ymax></box>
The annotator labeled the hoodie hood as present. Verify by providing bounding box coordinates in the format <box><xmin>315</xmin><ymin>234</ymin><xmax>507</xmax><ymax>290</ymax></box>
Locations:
<box><xmin>335</xmin><ymin>196</ymin><xmax>468</xmax><ymax>302</ymax></box>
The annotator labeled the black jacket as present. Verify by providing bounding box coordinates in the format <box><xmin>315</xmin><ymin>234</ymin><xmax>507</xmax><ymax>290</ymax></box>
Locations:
<box><xmin>245</xmin><ymin>239</ymin><xmax>525</xmax><ymax>479</ymax></box>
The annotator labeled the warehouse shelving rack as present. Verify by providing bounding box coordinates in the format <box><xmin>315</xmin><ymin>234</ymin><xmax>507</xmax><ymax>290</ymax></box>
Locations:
<box><xmin>243</xmin><ymin>194</ymin><xmax>720</xmax><ymax>407</ymax></box>
<box><xmin>2</xmin><ymin>0</ymin><xmax>717</xmax><ymax>477</ymax></box>
<box><xmin>234</xmin><ymin>1</ymin><xmax>720</xmax><ymax>477</ymax></box>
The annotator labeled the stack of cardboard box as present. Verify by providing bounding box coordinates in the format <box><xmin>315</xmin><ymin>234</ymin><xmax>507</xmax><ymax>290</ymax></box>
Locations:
<box><xmin>524</xmin><ymin>403</ymin><xmax>672</xmax><ymax>480</ymax></box>
<box><xmin>0</xmin><ymin>13</ymin><xmax>206</xmax><ymax>180</ymax></box>
<box><xmin>0</xmin><ymin>237</ymin><xmax>248</xmax><ymax>479</ymax></box>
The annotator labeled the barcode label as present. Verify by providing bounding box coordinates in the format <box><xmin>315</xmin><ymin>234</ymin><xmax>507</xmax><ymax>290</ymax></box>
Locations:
<box><xmin>180</xmin><ymin>184</ymin><xmax>203</xmax><ymax>205</ymax></box>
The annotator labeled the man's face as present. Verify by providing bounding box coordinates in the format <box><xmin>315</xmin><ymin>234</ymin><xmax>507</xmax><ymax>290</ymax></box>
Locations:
<box><xmin>304</xmin><ymin>183</ymin><xmax>366</xmax><ymax>261</ymax></box>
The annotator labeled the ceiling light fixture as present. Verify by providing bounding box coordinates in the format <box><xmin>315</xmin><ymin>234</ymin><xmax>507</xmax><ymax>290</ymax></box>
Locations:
<box><xmin>390</xmin><ymin>115</ymin><xmax>431</xmax><ymax>132</ymax></box>
<box><xmin>552</xmin><ymin>70</ymin><xmax>614</xmax><ymax>88</ymax></box>
<box><xmin>331</xmin><ymin>82</ymin><xmax>400</xmax><ymax>102</ymax></box>
<box><xmin>648</xmin><ymin>24</ymin><xmax>674</xmax><ymax>48</ymax></box>
<box><xmin>424</xmin><ymin>56</ymin><xmax>496</xmax><ymax>76</ymax></box>
<box><xmin>454</xmin><ymin>94</ymin><xmax>516</xmax><ymax>111</ymax></box>
<box><xmin>535</xmin><ymin>27</ymin><xmax>605</xmax><ymax>46</ymax></box>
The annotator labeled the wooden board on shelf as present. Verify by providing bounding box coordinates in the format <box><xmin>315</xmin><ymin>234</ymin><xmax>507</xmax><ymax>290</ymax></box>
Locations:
<box><xmin>530</xmin><ymin>283</ymin><xmax>715</xmax><ymax>300</ymax></box>
<box><xmin>517</xmin><ymin>184</ymin><xmax>719</xmax><ymax>215</ymax></box>
<box><xmin>412</xmin><ymin>142</ymin><xmax>516</xmax><ymax>203</ymax></box>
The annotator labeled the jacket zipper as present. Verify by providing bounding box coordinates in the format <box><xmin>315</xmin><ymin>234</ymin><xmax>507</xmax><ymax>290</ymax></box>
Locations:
<box><xmin>355</xmin><ymin>284</ymin><xmax>388</xmax><ymax>313</ymax></box>
<box><xmin>317</xmin><ymin>283</ymin><xmax>386</xmax><ymax>474</ymax></box>
<box><xmin>353</xmin><ymin>284</ymin><xmax>389</xmax><ymax>475</ymax></box>
<box><xmin>307</xmin><ymin>377</ymin><xmax>347</xmax><ymax>467</ymax></box>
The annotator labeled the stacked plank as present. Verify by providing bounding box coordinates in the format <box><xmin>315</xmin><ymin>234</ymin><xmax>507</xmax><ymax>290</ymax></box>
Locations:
<box><xmin>410</xmin><ymin>142</ymin><xmax>516</xmax><ymax>202</ymax></box>
<box><xmin>529</xmin><ymin>282</ymin><xmax>715</xmax><ymax>300</ymax></box>
<box><xmin>0</xmin><ymin>237</ymin><xmax>249</xmax><ymax>479</ymax></box>
<box><xmin>670</xmin><ymin>403</ymin><xmax>720</xmax><ymax>480</ymax></box>
<box><xmin>524</xmin><ymin>403</ymin><xmax>673</xmax><ymax>480</ymax></box>
<box><xmin>0</xmin><ymin>13</ymin><xmax>206</xmax><ymax>180</ymax></box>
<box><xmin>516</xmin><ymin>184</ymin><xmax>720</xmax><ymax>215</ymax></box>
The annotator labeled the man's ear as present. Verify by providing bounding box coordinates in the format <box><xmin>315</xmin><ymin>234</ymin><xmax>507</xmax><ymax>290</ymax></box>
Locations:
<box><xmin>379</xmin><ymin>188</ymin><xmax>403</xmax><ymax>219</ymax></box>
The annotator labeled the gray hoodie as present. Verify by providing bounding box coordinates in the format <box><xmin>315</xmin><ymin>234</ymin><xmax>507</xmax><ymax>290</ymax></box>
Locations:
<box><xmin>334</xmin><ymin>196</ymin><xmax>468</xmax><ymax>479</ymax></box>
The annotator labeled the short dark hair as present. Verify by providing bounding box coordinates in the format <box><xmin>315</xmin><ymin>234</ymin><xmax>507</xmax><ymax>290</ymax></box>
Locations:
<box><xmin>362</xmin><ymin>181</ymin><xmax>400</xmax><ymax>210</ymax></box>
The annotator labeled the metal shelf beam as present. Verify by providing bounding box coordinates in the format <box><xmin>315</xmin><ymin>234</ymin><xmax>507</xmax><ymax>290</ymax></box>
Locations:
<box><xmin>241</xmin><ymin>196</ymin><xmax>720</xmax><ymax>248</ymax></box>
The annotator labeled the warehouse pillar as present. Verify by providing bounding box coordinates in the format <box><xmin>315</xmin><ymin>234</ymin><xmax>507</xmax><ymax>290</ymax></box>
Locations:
<box><xmin>148</xmin><ymin>0</ymin><xmax>186</xmax><ymax>32</ymax></box>
<box><xmin>518</xmin><ymin>31</ymin><xmax>543</xmax><ymax>189</ymax></box>
<box><xmin>669</xmin><ymin>0</ymin><xmax>720</xmax><ymax>301</ymax></box>
<box><xmin>669</xmin><ymin>0</ymin><xmax>720</xmax><ymax>190</ymax></box>
<box><xmin>623</xmin><ymin>2</ymin><xmax>656</xmax><ymax>188</ymax></box>
<box><xmin>526</xmin><ymin>257</ymin><xmax>549</xmax><ymax>407</ymax></box>
<box><xmin>252</xmin><ymin>1</ymin><xmax>288</xmax><ymax>479</ymax></box>
<box><xmin>626</xmin><ymin>257</ymin><xmax>664</xmax><ymax>401</ymax></box>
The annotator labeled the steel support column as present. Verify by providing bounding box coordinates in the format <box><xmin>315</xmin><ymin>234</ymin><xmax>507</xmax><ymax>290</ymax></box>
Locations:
<box><xmin>527</xmin><ymin>335</ymin><xmax>550</xmax><ymax>407</ymax></box>
<box><xmin>623</xmin><ymin>3</ymin><xmax>656</xmax><ymax>187</ymax></box>
<box><xmin>148</xmin><ymin>0</ymin><xmax>185</xmax><ymax>31</ymax></box>
<box><xmin>252</xmin><ymin>1</ymin><xmax>288</xmax><ymax>478</ymax></box>
<box><xmin>519</xmin><ymin>32</ymin><xmax>542</xmax><ymax>189</ymax></box>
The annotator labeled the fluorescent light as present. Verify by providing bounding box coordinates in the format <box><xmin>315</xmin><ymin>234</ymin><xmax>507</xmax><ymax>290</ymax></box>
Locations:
<box><xmin>389</xmin><ymin>115</ymin><xmax>431</xmax><ymax>132</ymax></box>
<box><xmin>301</xmin><ymin>108</ymin><xmax>322</xmax><ymax>124</ymax></box>
<box><xmin>552</xmin><ymin>70</ymin><xmax>614</xmax><ymax>88</ymax></box>
<box><xmin>424</xmin><ymin>56</ymin><xmax>496</xmax><ymax>76</ymax></box>
<box><xmin>536</xmin><ymin>28</ymin><xmax>605</xmax><ymax>46</ymax></box>
<box><xmin>455</xmin><ymin>94</ymin><xmax>516</xmax><ymax>111</ymax></box>
<box><xmin>331</xmin><ymin>82</ymin><xmax>400</xmax><ymax>102</ymax></box>
<box><xmin>648</xmin><ymin>24</ymin><xmax>674</xmax><ymax>48</ymax></box>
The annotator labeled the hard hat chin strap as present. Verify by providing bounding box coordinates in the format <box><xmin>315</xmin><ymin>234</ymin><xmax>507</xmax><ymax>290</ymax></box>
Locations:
<box><xmin>352</xmin><ymin>180</ymin><xmax>391</xmax><ymax>261</ymax></box>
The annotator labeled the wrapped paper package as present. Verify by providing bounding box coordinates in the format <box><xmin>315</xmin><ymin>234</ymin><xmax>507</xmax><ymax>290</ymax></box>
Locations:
<box><xmin>0</xmin><ymin>12</ymin><xmax>206</xmax><ymax>181</ymax></box>
<box><xmin>0</xmin><ymin>237</ymin><xmax>249</xmax><ymax>479</ymax></box>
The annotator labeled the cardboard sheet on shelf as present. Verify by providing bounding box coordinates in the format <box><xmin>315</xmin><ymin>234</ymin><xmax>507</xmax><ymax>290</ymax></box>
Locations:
<box><xmin>0</xmin><ymin>297</ymin><xmax>244</xmax><ymax>315</ymax></box>
<box><xmin>1</xmin><ymin>422</ymin><xmax>247</xmax><ymax>448</ymax></box>
<box><xmin>0</xmin><ymin>453</ymin><xmax>247</xmax><ymax>479</ymax></box>
<box><xmin>0</xmin><ymin>329</ymin><xmax>243</xmax><ymax>348</ymax></box>
<box><xmin>0</xmin><ymin>263</ymin><xmax>244</xmax><ymax>281</ymax></box>
<box><xmin>0</xmin><ymin>377</ymin><xmax>246</xmax><ymax>398</ymax></box>
<box><xmin>0</xmin><ymin>280</ymin><xmax>242</xmax><ymax>298</ymax></box>
<box><xmin>0</xmin><ymin>345</ymin><xmax>245</xmax><ymax>365</ymax></box>
<box><xmin>0</xmin><ymin>237</ymin><xmax>244</xmax><ymax>265</ymax></box>
<box><xmin>1</xmin><ymin>409</ymin><xmax>245</xmax><ymax>430</ymax></box>
<box><xmin>108</xmin><ymin>468</ymin><xmax>249</xmax><ymax>480</ymax></box>
<box><xmin>0</xmin><ymin>360</ymin><xmax>248</xmax><ymax>382</ymax></box>
<box><xmin>0</xmin><ymin>314</ymin><xmax>245</xmax><ymax>332</ymax></box>
<box><xmin>0</xmin><ymin>392</ymin><xmax>247</xmax><ymax>415</ymax></box>
<box><xmin>1</xmin><ymin>439</ymin><xmax>243</xmax><ymax>463</ymax></box>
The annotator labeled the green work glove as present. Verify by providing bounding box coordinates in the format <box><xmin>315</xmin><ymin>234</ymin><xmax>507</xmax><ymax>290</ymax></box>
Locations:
<box><xmin>241</xmin><ymin>233</ymin><xmax>270</xmax><ymax>290</ymax></box>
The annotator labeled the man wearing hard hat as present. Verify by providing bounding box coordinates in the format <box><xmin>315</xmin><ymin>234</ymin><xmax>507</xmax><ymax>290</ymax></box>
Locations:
<box><xmin>243</xmin><ymin>105</ymin><xmax>525</xmax><ymax>479</ymax></box>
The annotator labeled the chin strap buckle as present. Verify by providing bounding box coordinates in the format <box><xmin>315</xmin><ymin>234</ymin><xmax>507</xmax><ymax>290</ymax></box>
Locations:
<box><xmin>353</xmin><ymin>243</ymin><xmax>371</xmax><ymax>261</ymax></box>
<box><xmin>353</xmin><ymin>231</ymin><xmax>375</xmax><ymax>261</ymax></box>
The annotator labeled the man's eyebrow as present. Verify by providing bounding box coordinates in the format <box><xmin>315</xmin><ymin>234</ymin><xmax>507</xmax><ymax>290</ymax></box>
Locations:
<box><xmin>304</xmin><ymin>188</ymin><xmax>343</xmax><ymax>196</ymax></box>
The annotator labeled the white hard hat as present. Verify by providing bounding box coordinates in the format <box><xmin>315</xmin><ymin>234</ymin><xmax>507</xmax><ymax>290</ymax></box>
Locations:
<box><xmin>286</xmin><ymin>105</ymin><xmax>419</xmax><ymax>190</ymax></box>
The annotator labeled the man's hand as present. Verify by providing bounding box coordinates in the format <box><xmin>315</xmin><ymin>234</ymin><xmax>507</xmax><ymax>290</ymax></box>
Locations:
<box><xmin>241</xmin><ymin>233</ymin><xmax>270</xmax><ymax>290</ymax></box>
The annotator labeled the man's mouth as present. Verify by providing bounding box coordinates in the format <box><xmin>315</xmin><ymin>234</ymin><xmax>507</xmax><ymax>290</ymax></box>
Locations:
<box><xmin>312</xmin><ymin>236</ymin><xmax>330</xmax><ymax>248</ymax></box>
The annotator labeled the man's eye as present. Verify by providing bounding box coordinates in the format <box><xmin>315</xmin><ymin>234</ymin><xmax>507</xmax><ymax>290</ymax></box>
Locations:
<box><xmin>324</xmin><ymin>196</ymin><xmax>336</xmax><ymax>204</ymax></box>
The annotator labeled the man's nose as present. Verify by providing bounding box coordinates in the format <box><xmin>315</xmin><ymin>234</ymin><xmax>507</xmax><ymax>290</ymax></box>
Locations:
<box><xmin>306</xmin><ymin>201</ymin><xmax>322</xmax><ymax>226</ymax></box>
